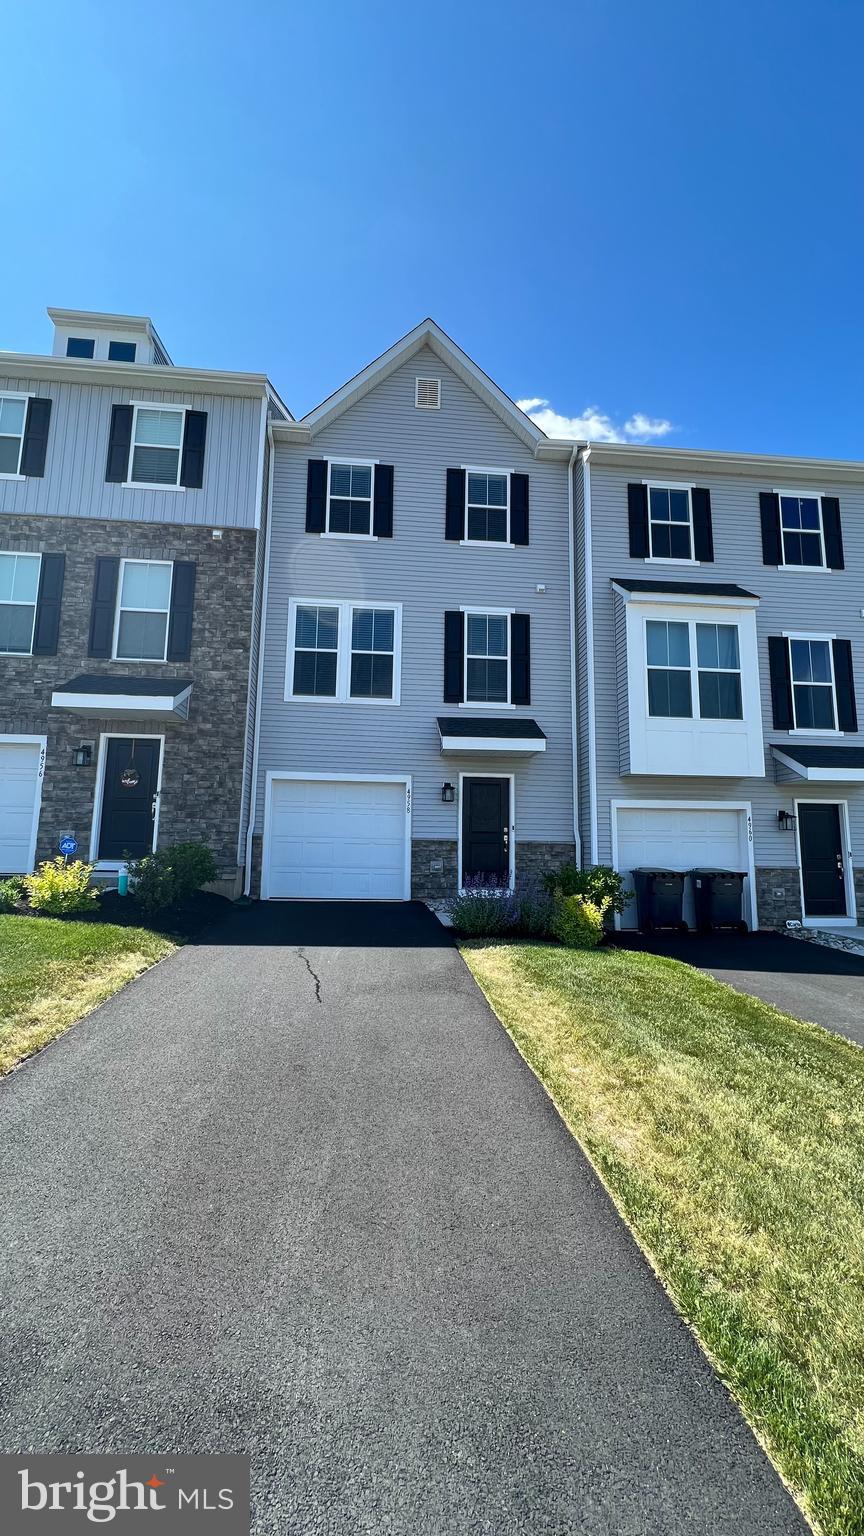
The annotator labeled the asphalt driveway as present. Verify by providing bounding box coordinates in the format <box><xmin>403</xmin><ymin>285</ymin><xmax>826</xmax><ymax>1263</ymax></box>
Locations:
<box><xmin>617</xmin><ymin>929</ymin><xmax>864</xmax><ymax>1045</ymax></box>
<box><xmin>0</xmin><ymin>902</ymin><xmax>805</xmax><ymax>1534</ymax></box>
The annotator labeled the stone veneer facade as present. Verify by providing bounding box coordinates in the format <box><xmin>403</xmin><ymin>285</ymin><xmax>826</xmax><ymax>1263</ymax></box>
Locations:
<box><xmin>410</xmin><ymin>838</ymin><xmax>577</xmax><ymax>903</ymax></box>
<box><xmin>753</xmin><ymin>865</ymin><xmax>864</xmax><ymax>929</ymax></box>
<box><xmin>0</xmin><ymin>514</ymin><xmax>257</xmax><ymax>890</ymax></box>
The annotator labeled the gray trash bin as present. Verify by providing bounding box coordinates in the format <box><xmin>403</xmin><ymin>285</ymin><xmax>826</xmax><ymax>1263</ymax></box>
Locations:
<box><xmin>633</xmin><ymin>869</ymin><xmax>688</xmax><ymax>933</ymax></box>
<box><xmin>691</xmin><ymin>870</ymin><xmax>748</xmax><ymax>933</ymax></box>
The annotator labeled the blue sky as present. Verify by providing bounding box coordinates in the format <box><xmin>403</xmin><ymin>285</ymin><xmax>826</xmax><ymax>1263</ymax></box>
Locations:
<box><xmin>3</xmin><ymin>1</ymin><xmax>861</xmax><ymax>455</ymax></box>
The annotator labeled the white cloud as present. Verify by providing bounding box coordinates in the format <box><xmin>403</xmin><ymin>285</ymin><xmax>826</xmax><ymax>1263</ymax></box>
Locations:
<box><xmin>517</xmin><ymin>398</ymin><xmax>675</xmax><ymax>444</ymax></box>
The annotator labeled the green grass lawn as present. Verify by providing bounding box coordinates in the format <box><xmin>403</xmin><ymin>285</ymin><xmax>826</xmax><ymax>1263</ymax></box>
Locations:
<box><xmin>0</xmin><ymin>913</ymin><xmax>175</xmax><ymax>1075</ymax></box>
<box><xmin>462</xmin><ymin>939</ymin><xmax>864</xmax><ymax>1536</ymax></box>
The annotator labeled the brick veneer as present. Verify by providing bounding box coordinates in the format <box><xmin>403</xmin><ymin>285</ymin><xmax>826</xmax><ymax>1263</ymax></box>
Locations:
<box><xmin>0</xmin><ymin>513</ymin><xmax>257</xmax><ymax>884</ymax></box>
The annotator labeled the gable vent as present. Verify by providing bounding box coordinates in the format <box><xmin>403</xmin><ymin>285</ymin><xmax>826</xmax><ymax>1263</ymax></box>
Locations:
<box><xmin>415</xmin><ymin>376</ymin><xmax>441</xmax><ymax>410</ymax></box>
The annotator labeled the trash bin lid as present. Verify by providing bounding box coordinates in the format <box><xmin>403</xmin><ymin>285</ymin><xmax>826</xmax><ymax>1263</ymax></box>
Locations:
<box><xmin>691</xmin><ymin>869</ymin><xmax>746</xmax><ymax>879</ymax></box>
<box><xmin>634</xmin><ymin>868</ymin><xmax>685</xmax><ymax>879</ymax></box>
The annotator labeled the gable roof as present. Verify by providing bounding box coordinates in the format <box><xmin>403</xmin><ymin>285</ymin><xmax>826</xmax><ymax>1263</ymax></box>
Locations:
<box><xmin>298</xmin><ymin>319</ymin><xmax>547</xmax><ymax>451</ymax></box>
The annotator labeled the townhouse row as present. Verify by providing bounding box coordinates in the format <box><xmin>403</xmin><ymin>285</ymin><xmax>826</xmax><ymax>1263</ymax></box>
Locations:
<box><xmin>2</xmin><ymin>307</ymin><xmax>862</xmax><ymax>931</ymax></box>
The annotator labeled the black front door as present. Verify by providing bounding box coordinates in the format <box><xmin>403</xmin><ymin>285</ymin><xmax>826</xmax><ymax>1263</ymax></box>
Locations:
<box><xmin>462</xmin><ymin>777</ymin><xmax>510</xmax><ymax>885</ymax></box>
<box><xmin>97</xmin><ymin>738</ymin><xmax>161</xmax><ymax>860</ymax></box>
<box><xmin>799</xmin><ymin>803</ymin><xmax>847</xmax><ymax>917</ymax></box>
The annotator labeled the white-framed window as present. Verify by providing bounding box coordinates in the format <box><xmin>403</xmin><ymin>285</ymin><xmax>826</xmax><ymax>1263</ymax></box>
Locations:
<box><xmin>465</xmin><ymin>610</ymin><xmax>510</xmax><ymax>703</ymax></box>
<box><xmin>326</xmin><ymin>461</ymin><xmax>375</xmax><ymax>537</ymax></box>
<box><xmin>0</xmin><ymin>394</ymin><xmax>29</xmax><ymax>478</ymax></box>
<box><xmin>128</xmin><ymin>405</ymin><xmax>184</xmax><ymax>488</ymax></box>
<box><xmin>646</xmin><ymin>618</ymin><xmax>742</xmax><ymax>720</ymax></box>
<box><xmin>350</xmin><ymin>607</ymin><xmax>397</xmax><ymax>698</ymax></box>
<box><xmin>778</xmin><ymin>493</ymin><xmax>826</xmax><ymax>569</ymax></box>
<box><xmin>0</xmin><ymin>551</ymin><xmax>41</xmax><ymax>654</ymax></box>
<box><xmin>285</xmin><ymin>599</ymin><xmax>402</xmax><ymax>703</ymax></box>
<box><xmin>787</xmin><ymin>635</ymin><xmax>837</xmax><ymax>731</ymax></box>
<box><xmin>464</xmin><ymin>470</ymin><xmax>510</xmax><ymax>544</ymax></box>
<box><xmin>647</xmin><ymin>484</ymin><xmax>694</xmax><ymax>561</ymax></box>
<box><xmin>113</xmin><ymin>559</ymin><xmax>173</xmax><ymax>661</ymax></box>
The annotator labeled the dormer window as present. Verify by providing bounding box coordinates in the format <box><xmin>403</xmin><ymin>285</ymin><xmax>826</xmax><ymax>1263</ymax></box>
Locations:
<box><xmin>108</xmin><ymin>340</ymin><xmax>136</xmax><ymax>363</ymax></box>
<box><xmin>66</xmin><ymin>337</ymin><xmax>95</xmax><ymax>359</ymax></box>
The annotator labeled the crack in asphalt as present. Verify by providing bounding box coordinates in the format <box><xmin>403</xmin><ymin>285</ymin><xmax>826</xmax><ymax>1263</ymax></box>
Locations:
<box><xmin>297</xmin><ymin>947</ymin><xmax>322</xmax><ymax>1004</ymax></box>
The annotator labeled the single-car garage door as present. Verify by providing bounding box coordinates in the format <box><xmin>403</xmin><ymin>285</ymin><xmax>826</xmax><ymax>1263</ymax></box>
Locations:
<box><xmin>263</xmin><ymin>776</ymin><xmax>409</xmax><ymax>900</ymax></box>
<box><xmin>614</xmin><ymin>803</ymin><xmax>753</xmax><ymax>929</ymax></box>
<box><xmin>0</xmin><ymin>739</ymin><xmax>44</xmax><ymax>874</ymax></box>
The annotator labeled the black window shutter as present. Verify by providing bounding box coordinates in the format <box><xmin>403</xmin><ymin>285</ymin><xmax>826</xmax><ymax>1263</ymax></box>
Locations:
<box><xmin>691</xmin><ymin>487</ymin><xmax>714</xmax><ymax>562</ymax></box>
<box><xmin>832</xmin><ymin>639</ymin><xmax>858</xmax><ymax>731</ymax></box>
<box><xmin>445</xmin><ymin>468</ymin><xmax>465</xmax><ymax>541</ymax></box>
<box><xmin>627</xmin><ymin>483</ymin><xmax>649</xmax><ymax>557</ymax></box>
<box><xmin>760</xmin><ymin>492</ymin><xmax>782</xmax><ymax>565</ymax></box>
<box><xmin>105</xmin><ymin>404</ymin><xmax>133</xmax><ymax>483</ymax></box>
<box><xmin>32</xmin><ymin>553</ymin><xmax>65</xmax><ymax>655</ymax></box>
<box><xmin>443</xmin><ymin>611</ymin><xmax>464</xmax><ymax>702</ymax></box>
<box><xmin>510</xmin><ymin>614</ymin><xmax>531</xmax><ymax>705</ymax></box>
<box><xmin>372</xmin><ymin>464</ymin><xmax>394</xmax><ymax>537</ymax></box>
<box><xmin>180</xmin><ymin>410</ymin><xmax>208</xmax><ymax>489</ymax></box>
<box><xmin>88</xmin><ymin>557</ymin><xmax>120</xmax><ymax>657</ymax></box>
<box><xmin>768</xmin><ymin>636</ymin><xmax>794</xmax><ymax>728</ymax></box>
<box><xmin>510</xmin><ymin>473</ymin><xmax>529</xmax><ymax>545</ymax></box>
<box><xmin>306</xmin><ymin>459</ymin><xmax>327</xmax><ymax>532</ymax></box>
<box><xmin>166</xmin><ymin>561</ymin><xmax>197</xmax><ymax>662</ymax></box>
<box><xmin>822</xmin><ymin>497</ymin><xmax>844</xmax><ymax>570</ymax></box>
<box><xmin>20</xmin><ymin>397</ymin><xmax>52</xmax><ymax>477</ymax></box>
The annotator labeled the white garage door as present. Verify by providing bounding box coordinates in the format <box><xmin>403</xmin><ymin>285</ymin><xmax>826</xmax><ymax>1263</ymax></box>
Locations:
<box><xmin>0</xmin><ymin>740</ymin><xmax>43</xmax><ymax>874</ymax></box>
<box><xmin>615</xmin><ymin>803</ymin><xmax>751</xmax><ymax>929</ymax></box>
<box><xmin>264</xmin><ymin>777</ymin><xmax>409</xmax><ymax>900</ymax></box>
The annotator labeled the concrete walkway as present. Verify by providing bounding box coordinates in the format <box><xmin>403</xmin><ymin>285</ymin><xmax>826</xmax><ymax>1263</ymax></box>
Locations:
<box><xmin>0</xmin><ymin>902</ymin><xmax>806</xmax><ymax>1533</ymax></box>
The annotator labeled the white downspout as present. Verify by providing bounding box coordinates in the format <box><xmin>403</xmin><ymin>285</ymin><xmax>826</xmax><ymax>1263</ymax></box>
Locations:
<box><xmin>243</xmin><ymin>423</ymin><xmax>275</xmax><ymax>896</ymax></box>
<box><xmin>582</xmin><ymin>448</ymin><xmax>599</xmax><ymax>864</ymax></box>
<box><xmin>566</xmin><ymin>444</ymin><xmax>582</xmax><ymax>863</ymax></box>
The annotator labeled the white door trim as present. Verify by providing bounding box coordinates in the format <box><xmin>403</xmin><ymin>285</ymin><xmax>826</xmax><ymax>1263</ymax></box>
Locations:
<box><xmin>0</xmin><ymin>733</ymin><xmax>47</xmax><ymax>874</ymax></box>
<box><xmin>457</xmin><ymin>771</ymin><xmax>516</xmax><ymax>893</ymax></box>
<box><xmin>794</xmin><ymin>797</ymin><xmax>857</xmax><ymax>926</ymax></box>
<box><xmin>261</xmin><ymin>771</ymin><xmax>413</xmax><ymax>901</ymax></box>
<box><xmin>610</xmin><ymin>798</ymin><xmax>757</xmax><ymax>930</ymax></box>
<box><xmin>89</xmin><ymin>732</ymin><xmax>165</xmax><ymax>870</ymax></box>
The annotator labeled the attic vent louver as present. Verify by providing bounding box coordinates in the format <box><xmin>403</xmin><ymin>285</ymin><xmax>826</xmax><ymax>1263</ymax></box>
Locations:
<box><xmin>415</xmin><ymin>377</ymin><xmax>441</xmax><ymax>410</ymax></box>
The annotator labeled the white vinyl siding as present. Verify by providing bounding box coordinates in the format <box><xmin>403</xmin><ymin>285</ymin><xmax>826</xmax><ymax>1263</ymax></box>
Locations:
<box><xmin>588</xmin><ymin>460</ymin><xmax>864</xmax><ymax>871</ymax></box>
<box><xmin>0</xmin><ymin>374</ymin><xmax>262</xmax><ymax>528</ymax></box>
<box><xmin>256</xmin><ymin>345</ymin><xmax>574</xmax><ymax>844</ymax></box>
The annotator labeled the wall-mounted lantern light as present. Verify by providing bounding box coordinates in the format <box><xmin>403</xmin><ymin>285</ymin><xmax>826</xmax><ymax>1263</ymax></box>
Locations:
<box><xmin>777</xmin><ymin>809</ymin><xmax>797</xmax><ymax>833</ymax></box>
<box><xmin>73</xmin><ymin>743</ymin><xmax>93</xmax><ymax>767</ymax></box>
<box><xmin>441</xmin><ymin>782</ymin><xmax>455</xmax><ymax>804</ymax></box>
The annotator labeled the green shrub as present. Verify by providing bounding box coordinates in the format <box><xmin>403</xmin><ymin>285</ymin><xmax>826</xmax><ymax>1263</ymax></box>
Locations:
<box><xmin>0</xmin><ymin>876</ymin><xmax>24</xmax><ymax>913</ymax></box>
<box><xmin>23</xmin><ymin>858</ymin><xmax>98</xmax><ymax>916</ymax></box>
<box><xmin>127</xmin><ymin>841</ymin><xmax>218</xmax><ymax>914</ymax></box>
<box><xmin>550</xmin><ymin>893</ymin><xmax>607</xmax><ymax>949</ymax></box>
<box><xmin>515</xmin><ymin>884</ymin><xmax>556</xmax><ymax>938</ymax></box>
<box><xmin>164</xmin><ymin>841</ymin><xmax>218</xmax><ymax>899</ymax></box>
<box><xmin>543</xmin><ymin>862</ymin><xmax>631</xmax><ymax>916</ymax></box>
<box><xmin>126</xmin><ymin>851</ymin><xmax>177</xmax><ymax>914</ymax></box>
